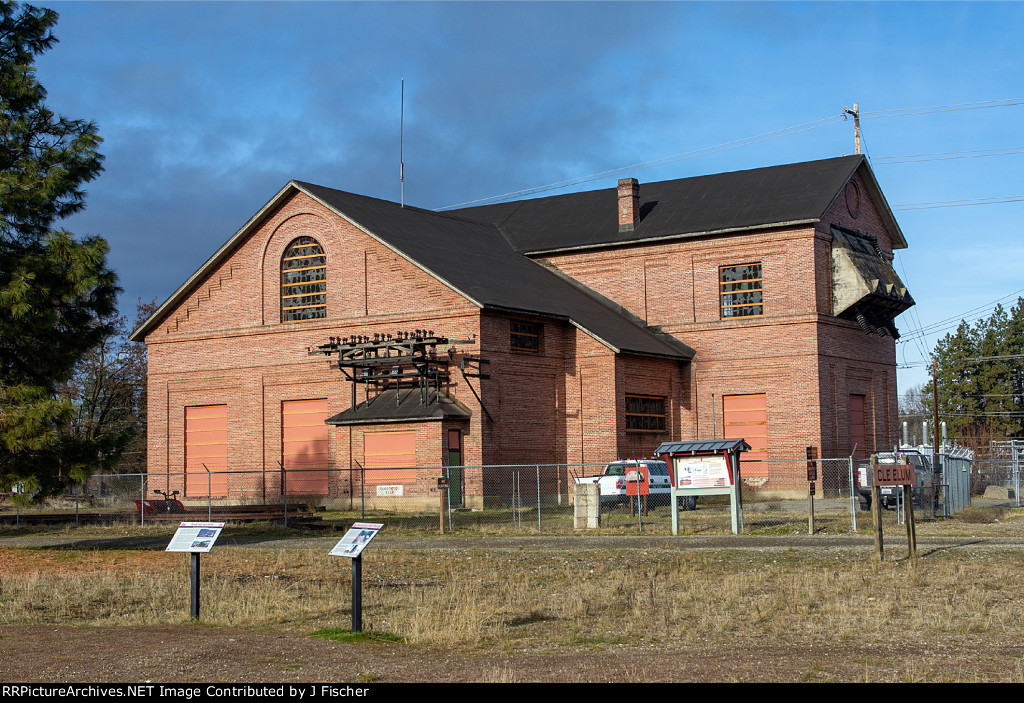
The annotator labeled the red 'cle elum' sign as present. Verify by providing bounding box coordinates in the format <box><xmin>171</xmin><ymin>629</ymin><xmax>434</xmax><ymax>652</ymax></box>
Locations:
<box><xmin>873</xmin><ymin>464</ymin><xmax>916</xmax><ymax>487</ymax></box>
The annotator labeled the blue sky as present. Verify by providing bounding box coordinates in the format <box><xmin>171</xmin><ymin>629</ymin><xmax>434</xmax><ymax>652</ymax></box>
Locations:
<box><xmin>36</xmin><ymin>1</ymin><xmax>1024</xmax><ymax>393</ymax></box>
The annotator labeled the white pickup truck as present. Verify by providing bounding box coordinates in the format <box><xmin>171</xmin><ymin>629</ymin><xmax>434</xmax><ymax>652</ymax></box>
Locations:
<box><xmin>574</xmin><ymin>459</ymin><xmax>673</xmax><ymax>507</ymax></box>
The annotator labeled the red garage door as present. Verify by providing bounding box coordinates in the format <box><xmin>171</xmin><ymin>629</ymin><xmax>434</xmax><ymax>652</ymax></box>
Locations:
<box><xmin>849</xmin><ymin>394</ymin><xmax>867</xmax><ymax>460</ymax></box>
<box><xmin>282</xmin><ymin>399</ymin><xmax>329</xmax><ymax>495</ymax></box>
<box><xmin>185</xmin><ymin>405</ymin><xmax>228</xmax><ymax>497</ymax></box>
<box><xmin>724</xmin><ymin>394</ymin><xmax>768</xmax><ymax>477</ymax></box>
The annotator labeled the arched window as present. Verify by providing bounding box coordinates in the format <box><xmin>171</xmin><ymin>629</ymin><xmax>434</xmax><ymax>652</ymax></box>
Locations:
<box><xmin>281</xmin><ymin>236</ymin><xmax>327</xmax><ymax>321</ymax></box>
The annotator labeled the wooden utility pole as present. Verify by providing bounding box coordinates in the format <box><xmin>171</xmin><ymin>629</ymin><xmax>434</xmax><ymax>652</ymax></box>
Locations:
<box><xmin>843</xmin><ymin>103</ymin><xmax>861</xmax><ymax>155</ymax></box>
<box><xmin>933</xmin><ymin>358</ymin><xmax>941</xmax><ymax>466</ymax></box>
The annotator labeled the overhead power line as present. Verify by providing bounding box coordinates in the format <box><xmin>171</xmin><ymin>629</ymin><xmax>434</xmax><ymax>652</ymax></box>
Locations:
<box><xmin>860</xmin><ymin>98</ymin><xmax>1024</xmax><ymax>118</ymax></box>
<box><xmin>873</xmin><ymin>146</ymin><xmax>1024</xmax><ymax>166</ymax></box>
<box><xmin>893</xmin><ymin>195</ymin><xmax>1024</xmax><ymax>211</ymax></box>
<box><xmin>436</xmin><ymin>97</ymin><xmax>1022</xmax><ymax>212</ymax></box>
<box><xmin>436</xmin><ymin>115</ymin><xmax>845</xmax><ymax>210</ymax></box>
<box><xmin>896</xmin><ymin>288</ymin><xmax>1024</xmax><ymax>344</ymax></box>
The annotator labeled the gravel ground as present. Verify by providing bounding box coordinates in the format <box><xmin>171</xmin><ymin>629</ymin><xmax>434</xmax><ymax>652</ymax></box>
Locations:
<box><xmin>4</xmin><ymin>523</ymin><xmax>1024</xmax><ymax>684</ymax></box>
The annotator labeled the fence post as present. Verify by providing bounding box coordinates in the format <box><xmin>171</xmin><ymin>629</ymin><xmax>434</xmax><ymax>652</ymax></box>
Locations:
<box><xmin>141</xmin><ymin>474</ymin><xmax>145</xmax><ymax>527</ymax></box>
<box><xmin>445</xmin><ymin>465</ymin><xmax>452</xmax><ymax>532</ymax></box>
<box><xmin>202</xmin><ymin>464</ymin><xmax>212</xmax><ymax>521</ymax></box>
<box><xmin>536</xmin><ymin>465</ymin><xmax>541</xmax><ymax>532</ymax></box>
<box><xmin>279</xmin><ymin>461</ymin><xmax>288</xmax><ymax>528</ymax></box>
<box><xmin>848</xmin><ymin>455</ymin><xmax>857</xmax><ymax>533</ymax></box>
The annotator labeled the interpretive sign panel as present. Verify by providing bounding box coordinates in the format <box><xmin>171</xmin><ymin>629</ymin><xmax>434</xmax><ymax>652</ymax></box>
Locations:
<box><xmin>672</xmin><ymin>454</ymin><xmax>732</xmax><ymax>488</ymax></box>
<box><xmin>165</xmin><ymin>522</ymin><xmax>225</xmax><ymax>553</ymax></box>
<box><xmin>329</xmin><ymin>522</ymin><xmax>384</xmax><ymax>559</ymax></box>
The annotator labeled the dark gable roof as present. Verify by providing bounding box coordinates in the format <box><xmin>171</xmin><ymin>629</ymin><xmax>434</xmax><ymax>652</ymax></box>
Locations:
<box><xmin>132</xmin><ymin>156</ymin><xmax>899</xmax><ymax>355</ymax></box>
<box><xmin>295</xmin><ymin>181</ymin><xmax>694</xmax><ymax>360</ymax></box>
<box><xmin>451</xmin><ymin>155</ymin><xmax>905</xmax><ymax>253</ymax></box>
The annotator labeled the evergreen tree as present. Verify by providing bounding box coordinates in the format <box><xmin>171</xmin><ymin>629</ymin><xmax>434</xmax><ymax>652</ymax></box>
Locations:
<box><xmin>930</xmin><ymin>320</ymin><xmax>983</xmax><ymax>441</ymax></box>
<box><xmin>0</xmin><ymin>2</ymin><xmax>119</xmax><ymax>497</ymax></box>
<box><xmin>930</xmin><ymin>298</ymin><xmax>1024</xmax><ymax>449</ymax></box>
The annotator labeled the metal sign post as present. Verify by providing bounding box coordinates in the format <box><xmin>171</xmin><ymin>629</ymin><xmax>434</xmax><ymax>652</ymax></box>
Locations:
<box><xmin>165</xmin><ymin>522</ymin><xmax>226</xmax><ymax>620</ymax></box>
<box><xmin>190</xmin><ymin>552</ymin><xmax>201</xmax><ymax>619</ymax></box>
<box><xmin>625</xmin><ymin>464</ymin><xmax>649</xmax><ymax>531</ymax></box>
<box><xmin>437</xmin><ymin>476</ymin><xmax>449</xmax><ymax>534</ymax></box>
<box><xmin>806</xmin><ymin>446</ymin><xmax>818</xmax><ymax>535</ymax></box>
<box><xmin>330</xmin><ymin>522</ymin><xmax>384</xmax><ymax>633</ymax></box>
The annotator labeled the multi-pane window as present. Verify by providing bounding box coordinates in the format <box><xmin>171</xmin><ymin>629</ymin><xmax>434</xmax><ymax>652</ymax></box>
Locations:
<box><xmin>720</xmin><ymin>263</ymin><xmax>763</xmax><ymax>318</ymax></box>
<box><xmin>625</xmin><ymin>394</ymin><xmax>667</xmax><ymax>433</ymax></box>
<box><xmin>281</xmin><ymin>237</ymin><xmax>326</xmax><ymax>322</ymax></box>
<box><xmin>510</xmin><ymin>320</ymin><xmax>542</xmax><ymax>353</ymax></box>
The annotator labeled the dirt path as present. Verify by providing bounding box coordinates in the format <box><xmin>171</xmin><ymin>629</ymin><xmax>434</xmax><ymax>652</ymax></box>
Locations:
<box><xmin>3</xmin><ymin>624</ymin><xmax>1022</xmax><ymax>683</ymax></box>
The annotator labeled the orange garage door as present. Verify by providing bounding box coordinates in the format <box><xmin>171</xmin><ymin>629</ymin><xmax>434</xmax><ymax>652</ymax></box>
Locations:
<box><xmin>723</xmin><ymin>394</ymin><xmax>768</xmax><ymax>477</ymax></box>
<box><xmin>282</xmin><ymin>399</ymin><xmax>329</xmax><ymax>495</ymax></box>
<box><xmin>185</xmin><ymin>405</ymin><xmax>228</xmax><ymax>497</ymax></box>
<box><xmin>364</xmin><ymin>431</ymin><xmax>417</xmax><ymax>484</ymax></box>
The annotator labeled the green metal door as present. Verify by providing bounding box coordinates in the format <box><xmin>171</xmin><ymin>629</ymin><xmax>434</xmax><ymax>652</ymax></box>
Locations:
<box><xmin>447</xmin><ymin>429</ymin><xmax>463</xmax><ymax>506</ymax></box>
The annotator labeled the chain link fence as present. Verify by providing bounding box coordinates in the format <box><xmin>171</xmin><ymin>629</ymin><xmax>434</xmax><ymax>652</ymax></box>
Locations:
<box><xmin>0</xmin><ymin>449</ymin><xmax>973</xmax><ymax>532</ymax></box>
<box><xmin>972</xmin><ymin>440</ymin><xmax>1022</xmax><ymax>506</ymax></box>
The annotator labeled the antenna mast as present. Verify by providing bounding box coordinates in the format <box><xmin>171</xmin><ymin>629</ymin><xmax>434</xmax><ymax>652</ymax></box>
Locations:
<box><xmin>400</xmin><ymin>79</ymin><xmax>405</xmax><ymax>208</ymax></box>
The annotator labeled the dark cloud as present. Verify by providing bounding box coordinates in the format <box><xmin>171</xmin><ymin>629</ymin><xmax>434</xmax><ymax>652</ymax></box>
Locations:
<box><xmin>30</xmin><ymin>1</ymin><xmax>1024</xmax><ymax>397</ymax></box>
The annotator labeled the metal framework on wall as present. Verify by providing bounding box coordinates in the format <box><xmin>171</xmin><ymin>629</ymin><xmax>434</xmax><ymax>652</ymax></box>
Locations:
<box><xmin>309</xmin><ymin>330</ymin><xmax>462</xmax><ymax>409</ymax></box>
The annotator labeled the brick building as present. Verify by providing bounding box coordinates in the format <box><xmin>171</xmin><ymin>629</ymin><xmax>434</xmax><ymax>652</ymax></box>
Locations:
<box><xmin>131</xmin><ymin>155</ymin><xmax>913</xmax><ymax>506</ymax></box>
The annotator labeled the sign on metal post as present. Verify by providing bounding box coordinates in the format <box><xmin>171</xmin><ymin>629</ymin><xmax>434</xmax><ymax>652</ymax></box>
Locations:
<box><xmin>437</xmin><ymin>476</ymin><xmax>449</xmax><ymax>534</ymax></box>
<box><xmin>330</xmin><ymin>522</ymin><xmax>384</xmax><ymax>632</ymax></box>
<box><xmin>625</xmin><ymin>464</ymin><xmax>649</xmax><ymax>529</ymax></box>
<box><xmin>165</xmin><ymin>522</ymin><xmax>226</xmax><ymax>619</ymax></box>
<box><xmin>807</xmin><ymin>446</ymin><xmax>817</xmax><ymax>534</ymax></box>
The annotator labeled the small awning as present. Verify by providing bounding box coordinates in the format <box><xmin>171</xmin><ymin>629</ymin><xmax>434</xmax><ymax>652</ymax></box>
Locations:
<box><xmin>325</xmin><ymin>389</ymin><xmax>471</xmax><ymax>426</ymax></box>
<box><xmin>655</xmin><ymin>438</ymin><xmax>752</xmax><ymax>455</ymax></box>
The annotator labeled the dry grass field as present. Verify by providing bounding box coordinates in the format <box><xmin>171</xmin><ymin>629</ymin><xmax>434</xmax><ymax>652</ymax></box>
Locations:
<box><xmin>1</xmin><ymin>504</ymin><xmax>1024</xmax><ymax>683</ymax></box>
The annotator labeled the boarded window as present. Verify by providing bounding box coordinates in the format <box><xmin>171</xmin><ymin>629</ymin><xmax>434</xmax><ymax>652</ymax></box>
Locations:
<box><xmin>282</xmin><ymin>399</ymin><xmax>329</xmax><ymax>495</ymax></box>
<box><xmin>625</xmin><ymin>394</ymin><xmax>667</xmax><ymax>432</ymax></box>
<box><xmin>281</xmin><ymin>236</ymin><xmax>326</xmax><ymax>322</ymax></box>
<box><xmin>185</xmin><ymin>405</ymin><xmax>228</xmax><ymax>497</ymax></box>
<box><xmin>364</xmin><ymin>431</ymin><xmax>417</xmax><ymax>484</ymax></box>
<box><xmin>510</xmin><ymin>320</ymin><xmax>542</xmax><ymax>352</ymax></box>
<box><xmin>720</xmin><ymin>264</ymin><xmax>763</xmax><ymax>318</ymax></box>
<box><xmin>723</xmin><ymin>394</ymin><xmax>767</xmax><ymax>477</ymax></box>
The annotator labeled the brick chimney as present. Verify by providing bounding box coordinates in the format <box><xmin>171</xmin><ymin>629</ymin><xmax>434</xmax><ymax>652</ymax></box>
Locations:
<box><xmin>618</xmin><ymin>177</ymin><xmax>639</xmax><ymax>232</ymax></box>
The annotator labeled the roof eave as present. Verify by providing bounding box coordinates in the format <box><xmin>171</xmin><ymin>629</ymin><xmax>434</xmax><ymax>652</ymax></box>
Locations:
<box><xmin>854</xmin><ymin>160</ymin><xmax>908</xmax><ymax>249</ymax></box>
<box><xmin>522</xmin><ymin>219</ymin><xmax>822</xmax><ymax>257</ymax></box>
<box><xmin>129</xmin><ymin>181</ymin><xmax>301</xmax><ymax>342</ymax></box>
<box><xmin>293</xmin><ymin>183</ymin><xmax>486</xmax><ymax>310</ymax></box>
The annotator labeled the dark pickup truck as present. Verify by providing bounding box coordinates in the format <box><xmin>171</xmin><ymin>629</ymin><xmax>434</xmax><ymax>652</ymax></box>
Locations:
<box><xmin>856</xmin><ymin>450</ymin><xmax>937</xmax><ymax>512</ymax></box>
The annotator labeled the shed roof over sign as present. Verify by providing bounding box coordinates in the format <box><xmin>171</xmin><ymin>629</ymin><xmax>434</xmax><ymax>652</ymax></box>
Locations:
<box><xmin>655</xmin><ymin>438</ymin><xmax>752</xmax><ymax>455</ymax></box>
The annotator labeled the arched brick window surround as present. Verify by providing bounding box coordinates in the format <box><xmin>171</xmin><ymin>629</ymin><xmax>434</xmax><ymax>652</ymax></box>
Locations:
<box><xmin>280</xmin><ymin>236</ymin><xmax>327</xmax><ymax>322</ymax></box>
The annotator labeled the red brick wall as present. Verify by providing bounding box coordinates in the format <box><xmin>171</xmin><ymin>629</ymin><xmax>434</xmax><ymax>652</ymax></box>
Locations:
<box><xmin>144</xmin><ymin>174</ymin><xmax>904</xmax><ymax>499</ymax></box>
<box><xmin>145</xmin><ymin>190</ymin><xmax>486</xmax><ymax>504</ymax></box>
<box><xmin>541</xmin><ymin>172</ymin><xmax>902</xmax><ymax>490</ymax></box>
